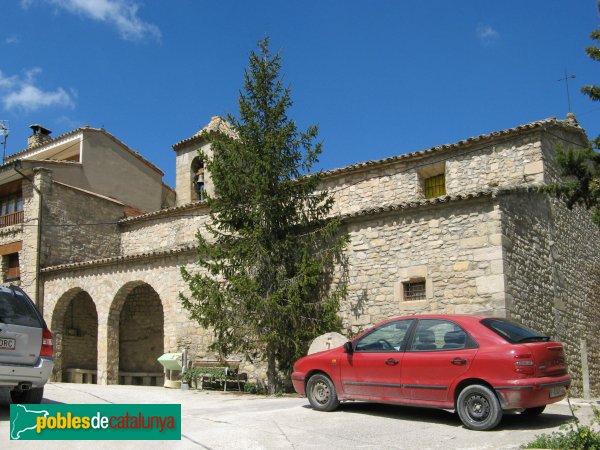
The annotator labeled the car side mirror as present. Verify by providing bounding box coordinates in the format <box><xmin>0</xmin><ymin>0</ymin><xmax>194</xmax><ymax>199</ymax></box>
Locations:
<box><xmin>343</xmin><ymin>341</ymin><xmax>354</xmax><ymax>354</ymax></box>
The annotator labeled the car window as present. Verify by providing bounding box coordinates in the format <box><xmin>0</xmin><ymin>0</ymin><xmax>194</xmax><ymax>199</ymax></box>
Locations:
<box><xmin>0</xmin><ymin>287</ymin><xmax>42</xmax><ymax>328</ymax></box>
<box><xmin>354</xmin><ymin>320</ymin><xmax>414</xmax><ymax>352</ymax></box>
<box><xmin>409</xmin><ymin>319</ymin><xmax>475</xmax><ymax>351</ymax></box>
<box><xmin>481</xmin><ymin>318</ymin><xmax>549</xmax><ymax>343</ymax></box>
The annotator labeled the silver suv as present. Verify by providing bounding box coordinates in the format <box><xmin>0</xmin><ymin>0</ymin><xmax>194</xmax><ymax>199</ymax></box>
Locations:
<box><xmin>0</xmin><ymin>284</ymin><xmax>53</xmax><ymax>403</ymax></box>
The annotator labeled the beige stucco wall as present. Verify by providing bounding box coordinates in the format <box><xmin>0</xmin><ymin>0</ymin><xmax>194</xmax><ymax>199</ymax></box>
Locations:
<box><xmin>21</xmin><ymin>132</ymin><xmax>165</xmax><ymax>212</ymax></box>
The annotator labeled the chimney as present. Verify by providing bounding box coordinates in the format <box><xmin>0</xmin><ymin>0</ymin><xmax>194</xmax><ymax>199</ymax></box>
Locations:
<box><xmin>28</xmin><ymin>124</ymin><xmax>52</xmax><ymax>148</ymax></box>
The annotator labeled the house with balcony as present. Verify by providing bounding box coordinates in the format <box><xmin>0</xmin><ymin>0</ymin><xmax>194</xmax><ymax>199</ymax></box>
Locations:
<box><xmin>0</xmin><ymin>124</ymin><xmax>175</xmax><ymax>307</ymax></box>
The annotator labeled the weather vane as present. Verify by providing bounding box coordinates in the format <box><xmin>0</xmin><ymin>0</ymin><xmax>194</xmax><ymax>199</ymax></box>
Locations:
<box><xmin>558</xmin><ymin>69</ymin><xmax>576</xmax><ymax>113</ymax></box>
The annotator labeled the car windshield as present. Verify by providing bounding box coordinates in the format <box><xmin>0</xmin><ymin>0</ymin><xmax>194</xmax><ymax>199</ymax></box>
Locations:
<box><xmin>0</xmin><ymin>287</ymin><xmax>42</xmax><ymax>328</ymax></box>
<box><xmin>481</xmin><ymin>318</ymin><xmax>549</xmax><ymax>343</ymax></box>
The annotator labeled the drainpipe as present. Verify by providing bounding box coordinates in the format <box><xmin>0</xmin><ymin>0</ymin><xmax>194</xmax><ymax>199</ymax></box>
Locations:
<box><xmin>13</xmin><ymin>160</ymin><xmax>43</xmax><ymax>312</ymax></box>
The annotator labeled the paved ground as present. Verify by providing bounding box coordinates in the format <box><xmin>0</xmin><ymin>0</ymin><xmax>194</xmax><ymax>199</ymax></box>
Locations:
<box><xmin>0</xmin><ymin>382</ymin><xmax>597</xmax><ymax>449</ymax></box>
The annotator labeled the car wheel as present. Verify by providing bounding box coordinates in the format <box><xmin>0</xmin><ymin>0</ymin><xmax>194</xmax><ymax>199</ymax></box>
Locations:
<box><xmin>457</xmin><ymin>384</ymin><xmax>502</xmax><ymax>431</ymax></box>
<box><xmin>306</xmin><ymin>374</ymin><xmax>340</xmax><ymax>412</ymax></box>
<box><xmin>10</xmin><ymin>387</ymin><xmax>44</xmax><ymax>404</ymax></box>
<box><xmin>521</xmin><ymin>405</ymin><xmax>546</xmax><ymax>417</ymax></box>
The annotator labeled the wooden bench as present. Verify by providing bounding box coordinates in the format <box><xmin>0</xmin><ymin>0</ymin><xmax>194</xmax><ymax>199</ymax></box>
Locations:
<box><xmin>189</xmin><ymin>359</ymin><xmax>246</xmax><ymax>391</ymax></box>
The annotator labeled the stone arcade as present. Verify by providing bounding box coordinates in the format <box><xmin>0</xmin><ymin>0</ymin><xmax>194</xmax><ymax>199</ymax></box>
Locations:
<box><xmin>0</xmin><ymin>115</ymin><xmax>598</xmax><ymax>396</ymax></box>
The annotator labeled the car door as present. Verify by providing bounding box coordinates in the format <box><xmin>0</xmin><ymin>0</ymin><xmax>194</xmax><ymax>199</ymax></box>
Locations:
<box><xmin>340</xmin><ymin>319</ymin><xmax>414</xmax><ymax>400</ymax></box>
<box><xmin>0</xmin><ymin>286</ymin><xmax>43</xmax><ymax>366</ymax></box>
<box><xmin>401</xmin><ymin>319</ymin><xmax>478</xmax><ymax>402</ymax></box>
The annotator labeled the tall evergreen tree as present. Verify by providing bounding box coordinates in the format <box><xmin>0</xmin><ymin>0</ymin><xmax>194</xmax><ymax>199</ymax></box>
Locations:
<box><xmin>581</xmin><ymin>0</ymin><xmax>600</xmax><ymax>148</ymax></box>
<box><xmin>180</xmin><ymin>38</ymin><xmax>348</xmax><ymax>393</ymax></box>
<box><xmin>546</xmin><ymin>2</ymin><xmax>600</xmax><ymax>225</ymax></box>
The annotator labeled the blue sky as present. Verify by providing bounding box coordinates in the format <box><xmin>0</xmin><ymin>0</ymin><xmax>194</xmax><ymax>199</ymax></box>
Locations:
<box><xmin>1</xmin><ymin>1</ymin><xmax>599</xmax><ymax>187</ymax></box>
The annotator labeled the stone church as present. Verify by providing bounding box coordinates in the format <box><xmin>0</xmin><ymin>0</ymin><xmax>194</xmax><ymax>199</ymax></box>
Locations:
<box><xmin>0</xmin><ymin>115</ymin><xmax>597</xmax><ymax>396</ymax></box>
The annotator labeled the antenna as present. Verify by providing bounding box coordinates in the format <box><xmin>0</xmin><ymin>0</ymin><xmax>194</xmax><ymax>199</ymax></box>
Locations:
<box><xmin>557</xmin><ymin>69</ymin><xmax>576</xmax><ymax>113</ymax></box>
<box><xmin>0</xmin><ymin>121</ymin><xmax>8</xmax><ymax>164</ymax></box>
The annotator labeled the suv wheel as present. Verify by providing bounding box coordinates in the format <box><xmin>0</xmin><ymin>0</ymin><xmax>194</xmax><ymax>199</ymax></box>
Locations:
<box><xmin>457</xmin><ymin>384</ymin><xmax>502</xmax><ymax>431</ymax></box>
<box><xmin>11</xmin><ymin>387</ymin><xmax>44</xmax><ymax>404</ymax></box>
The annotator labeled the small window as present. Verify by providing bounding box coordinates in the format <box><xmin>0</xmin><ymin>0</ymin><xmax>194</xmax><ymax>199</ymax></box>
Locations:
<box><xmin>5</xmin><ymin>253</ymin><xmax>20</xmax><ymax>281</ymax></box>
<box><xmin>403</xmin><ymin>280</ymin><xmax>426</xmax><ymax>301</ymax></box>
<box><xmin>424</xmin><ymin>173</ymin><xmax>446</xmax><ymax>198</ymax></box>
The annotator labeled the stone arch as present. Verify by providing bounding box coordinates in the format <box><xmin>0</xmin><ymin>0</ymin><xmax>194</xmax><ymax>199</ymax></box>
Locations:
<box><xmin>190</xmin><ymin>156</ymin><xmax>205</xmax><ymax>202</ymax></box>
<box><xmin>50</xmin><ymin>287</ymin><xmax>98</xmax><ymax>382</ymax></box>
<box><xmin>107</xmin><ymin>281</ymin><xmax>165</xmax><ymax>385</ymax></box>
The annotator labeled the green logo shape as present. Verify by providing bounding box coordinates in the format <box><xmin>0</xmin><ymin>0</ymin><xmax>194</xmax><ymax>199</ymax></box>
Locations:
<box><xmin>10</xmin><ymin>403</ymin><xmax>181</xmax><ymax>440</ymax></box>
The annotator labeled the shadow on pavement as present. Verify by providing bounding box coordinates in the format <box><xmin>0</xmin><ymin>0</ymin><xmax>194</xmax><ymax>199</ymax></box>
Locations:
<box><xmin>310</xmin><ymin>402</ymin><xmax>573</xmax><ymax>431</ymax></box>
<box><xmin>0</xmin><ymin>398</ymin><xmax>65</xmax><ymax>422</ymax></box>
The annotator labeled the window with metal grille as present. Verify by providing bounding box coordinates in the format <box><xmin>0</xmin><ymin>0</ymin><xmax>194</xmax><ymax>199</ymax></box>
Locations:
<box><xmin>424</xmin><ymin>173</ymin><xmax>446</xmax><ymax>198</ymax></box>
<box><xmin>403</xmin><ymin>280</ymin><xmax>426</xmax><ymax>301</ymax></box>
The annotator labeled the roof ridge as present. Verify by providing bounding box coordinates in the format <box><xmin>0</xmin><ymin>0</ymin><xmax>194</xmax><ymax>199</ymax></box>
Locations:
<box><xmin>319</xmin><ymin>117</ymin><xmax>583</xmax><ymax>179</ymax></box>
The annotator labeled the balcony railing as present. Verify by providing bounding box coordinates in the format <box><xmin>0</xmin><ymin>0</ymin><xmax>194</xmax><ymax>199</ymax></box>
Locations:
<box><xmin>0</xmin><ymin>211</ymin><xmax>24</xmax><ymax>228</ymax></box>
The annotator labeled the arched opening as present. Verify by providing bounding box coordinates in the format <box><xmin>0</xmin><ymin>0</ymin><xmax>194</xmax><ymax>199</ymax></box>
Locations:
<box><xmin>191</xmin><ymin>156</ymin><xmax>205</xmax><ymax>202</ymax></box>
<box><xmin>51</xmin><ymin>288</ymin><xmax>98</xmax><ymax>383</ymax></box>
<box><xmin>107</xmin><ymin>282</ymin><xmax>164</xmax><ymax>385</ymax></box>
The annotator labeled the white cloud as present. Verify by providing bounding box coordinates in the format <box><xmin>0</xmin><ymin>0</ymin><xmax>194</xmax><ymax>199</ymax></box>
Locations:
<box><xmin>23</xmin><ymin>0</ymin><xmax>160</xmax><ymax>42</ymax></box>
<box><xmin>0</xmin><ymin>68</ymin><xmax>75</xmax><ymax>112</ymax></box>
<box><xmin>476</xmin><ymin>24</ymin><xmax>499</xmax><ymax>45</ymax></box>
<box><xmin>4</xmin><ymin>36</ymin><xmax>20</xmax><ymax>45</ymax></box>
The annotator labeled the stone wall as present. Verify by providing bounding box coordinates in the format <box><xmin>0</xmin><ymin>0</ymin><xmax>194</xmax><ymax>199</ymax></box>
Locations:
<box><xmin>42</xmin><ymin>251</ymin><xmax>216</xmax><ymax>384</ymax></box>
<box><xmin>41</xmin><ymin>178</ymin><xmax>124</xmax><ymax>267</ymax></box>
<box><xmin>0</xmin><ymin>225</ymin><xmax>22</xmax><ymax>252</ymax></box>
<box><xmin>119</xmin><ymin>206</ymin><xmax>210</xmax><ymax>256</ymax></box>
<box><xmin>500</xmin><ymin>191</ymin><xmax>600</xmax><ymax>396</ymax></box>
<box><xmin>340</xmin><ymin>196</ymin><xmax>506</xmax><ymax>333</ymax></box>
<box><xmin>61</xmin><ymin>291</ymin><xmax>98</xmax><ymax>375</ymax></box>
<box><xmin>321</xmin><ymin>132</ymin><xmax>545</xmax><ymax>216</ymax></box>
<box><xmin>118</xmin><ymin>284</ymin><xmax>164</xmax><ymax>373</ymax></box>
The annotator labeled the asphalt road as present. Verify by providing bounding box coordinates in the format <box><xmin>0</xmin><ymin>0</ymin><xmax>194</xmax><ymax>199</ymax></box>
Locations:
<box><xmin>0</xmin><ymin>382</ymin><xmax>597</xmax><ymax>449</ymax></box>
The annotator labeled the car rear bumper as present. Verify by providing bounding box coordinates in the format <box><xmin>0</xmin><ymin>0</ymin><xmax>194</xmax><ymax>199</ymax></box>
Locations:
<box><xmin>0</xmin><ymin>357</ymin><xmax>53</xmax><ymax>389</ymax></box>
<box><xmin>493</xmin><ymin>375</ymin><xmax>571</xmax><ymax>409</ymax></box>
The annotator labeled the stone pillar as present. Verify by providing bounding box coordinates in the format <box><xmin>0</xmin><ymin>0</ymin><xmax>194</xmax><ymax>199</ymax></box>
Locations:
<box><xmin>96</xmin><ymin>310</ymin><xmax>110</xmax><ymax>385</ymax></box>
<box><xmin>20</xmin><ymin>167</ymin><xmax>52</xmax><ymax>311</ymax></box>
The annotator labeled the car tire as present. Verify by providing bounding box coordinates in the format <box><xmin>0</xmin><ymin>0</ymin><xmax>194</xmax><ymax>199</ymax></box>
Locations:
<box><xmin>10</xmin><ymin>387</ymin><xmax>44</xmax><ymax>404</ymax></box>
<box><xmin>521</xmin><ymin>405</ymin><xmax>546</xmax><ymax>417</ymax></box>
<box><xmin>306</xmin><ymin>374</ymin><xmax>340</xmax><ymax>412</ymax></box>
<box><xmin>456</xmin><ymin>384</ymin><xmax>502</xmax><ymax>431</ymax></box>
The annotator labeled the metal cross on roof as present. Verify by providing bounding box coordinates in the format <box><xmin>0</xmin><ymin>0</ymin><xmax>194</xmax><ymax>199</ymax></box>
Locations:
<box><xmin>558</xmin><ymin>69</ymin><xmax>576</xmax><ymax>113</ymax></box>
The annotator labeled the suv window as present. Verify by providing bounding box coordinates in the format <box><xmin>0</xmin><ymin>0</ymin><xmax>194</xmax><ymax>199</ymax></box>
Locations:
<box><xmin>0</xmin><ymin>287</ymin><xmax>42</xmax><ymax>328</ymax></box>
<box><xmin>354</xmin><ymin>320</ymin><xmax>414</xmax><ymax>352</ymax></box>
<box><xmin>481</xmin><ymin>318</ymin><xmax>549</xmax><ymax>343</ymax></box>
<box><xmin>409</xmin><ymin>319</ymin><xmax>477</xmax><ymax>351</ymax></box>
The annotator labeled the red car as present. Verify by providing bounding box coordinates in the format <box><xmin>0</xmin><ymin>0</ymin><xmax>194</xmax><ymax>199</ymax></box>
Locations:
<box><xmin>292</xmin><ymin>315</ymin><xmax>570</xmax><ymax>430</ymax></box>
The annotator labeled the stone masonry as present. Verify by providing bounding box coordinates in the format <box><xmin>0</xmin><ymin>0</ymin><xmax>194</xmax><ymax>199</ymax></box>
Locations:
<box><xmin>37</xmin><ymin>116</ymin><xmax>600</xmax><ymax>396</ymax></box>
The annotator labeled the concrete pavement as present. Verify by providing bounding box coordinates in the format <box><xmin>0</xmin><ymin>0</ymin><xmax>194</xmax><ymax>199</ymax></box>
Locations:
<box><xmin>0</xmin><ymin>382</ymin><xmax>597</xmax><ymax>449</ymax></box>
